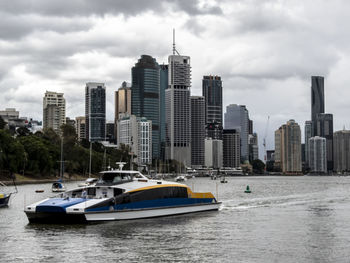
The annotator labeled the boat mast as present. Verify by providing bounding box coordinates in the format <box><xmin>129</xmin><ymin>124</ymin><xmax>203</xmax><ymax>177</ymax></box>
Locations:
<box><xmin>60</xmin><ymin>136</ymin><xmax>64</xmax><ymax>179</ymax></box>
<box><xmin>89</xmin><ymin>142</ymin><xmax>92</xmax><ymax>177</ymax></box>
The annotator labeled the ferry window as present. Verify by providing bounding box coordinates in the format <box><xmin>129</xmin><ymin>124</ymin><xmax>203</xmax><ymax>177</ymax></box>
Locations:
<box><xmin>113</xmin><ymin>176</ymin><xmax>122</xmax><ymax>184</ymax></box>
<box><xmin>114</xmin><ymin>188</ymin><xmax>123</xmax><ymax>196</ymax></box>
<box><xmin>87</xmin><ymin>188</ymin><xmax>96</xmax><ymax>196</ymax></box>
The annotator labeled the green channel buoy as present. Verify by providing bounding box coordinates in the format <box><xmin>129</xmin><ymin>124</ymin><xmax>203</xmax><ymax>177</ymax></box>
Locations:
<box><xmin>244</xmin><ymin>185</ymin><xmax>251</xmax><ymax>193</ymax></box>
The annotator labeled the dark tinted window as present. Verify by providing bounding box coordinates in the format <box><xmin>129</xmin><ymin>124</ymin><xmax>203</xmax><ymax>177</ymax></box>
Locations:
<box><xmin>115</xmin><ymin>187</ymin><xmax>188</xmax><ymax>205</ymax></box>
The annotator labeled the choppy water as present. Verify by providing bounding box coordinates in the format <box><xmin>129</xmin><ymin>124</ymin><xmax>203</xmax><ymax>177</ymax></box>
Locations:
<box><xmin>1</xmin><ymin>176</ymin><xmax>350</xmax><ymax>262</ymax></box>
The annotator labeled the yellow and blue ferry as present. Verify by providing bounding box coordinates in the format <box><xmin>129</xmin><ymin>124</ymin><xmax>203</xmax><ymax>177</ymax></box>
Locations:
<box><xmin>25</xmin><ymin>165</ymin><xmax>220</xmax><ymax>223</ymax></box>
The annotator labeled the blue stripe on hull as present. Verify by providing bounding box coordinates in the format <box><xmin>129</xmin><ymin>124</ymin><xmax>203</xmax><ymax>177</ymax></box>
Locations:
<box><xmin>86</xmin><ymin>198</ymin><xmax>215</xmax><ymax>212</ymax></box>
<box><xmin>36</xmin><ymin>198</ymin><xmax>87</xmax><ymax>213</ymax></box>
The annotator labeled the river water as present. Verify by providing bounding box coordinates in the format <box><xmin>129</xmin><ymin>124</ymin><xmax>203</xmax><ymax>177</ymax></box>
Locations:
<box><xmin>1</xmin><ymin>176</ymin><xmax>350</xmax><ymax>262</ymax></box>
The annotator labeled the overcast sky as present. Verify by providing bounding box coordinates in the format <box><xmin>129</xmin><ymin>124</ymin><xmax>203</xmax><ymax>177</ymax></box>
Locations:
<box><xmin>1</xmin><ymin>0</ymin><xmax>349</xmax><ymax>158</ymax></box>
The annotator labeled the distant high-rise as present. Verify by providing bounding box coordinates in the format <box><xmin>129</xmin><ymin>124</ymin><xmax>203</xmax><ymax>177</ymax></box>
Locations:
<box><xmin>191</xmin><ymin>96</ymin><xmax>205</xmax><ymax>167</ymax></box>
<box><xmin>274</xmin><ymin>120</ymin><xmax>302</xmax><ymax>173</ymax></box>
<box><xmin>117</xmin><ymin>114</ymin><xmax>152</xmax><ymax>165</ymax></box>
<box><xmin>334</xmin><ymin>130</ymin><xmax>350</xmax><ymax>173</ymax></box>
<box><xmin>248</xmin><ymin>133</ymin><xmax>259</xmax><ymax>162</ymax></box>
<box><xmin>205</xmin><ymin>138</ymin><xmax>223</xmax><ymax>169</ymax></box>
<box><xmin>311</xmin><ymin>76</ymin><xmax>325</xmax><ymax>136</ymax></box>
<box><xmin>159</xmin><ymin>64</ymin><xmax>168</xmax><ymax>160</ymax></box>
<box><xmin>223</xmin><ymin>129</ymin><xmax>240</xmax><ymax>168</ymax></box>
<box><xmin>224</xmin><ymin>104</ymin><xmax>249</xmax><ymax>162</ymax></box>
<box><xmin>308</xmin><ymin>136</ymin><xmax>327</xmax><ymax>173</ymax></box>
<box><xmin>75</xmin><ymin>116</ymin><xmax>86</xmax><ymax>141</ymax></box>
<box><xmin>85</xmin><ymin>82</ymin><xmax>106</xmax><ymax>142</ymax></box>
<box><xmin>315</xmin><ymin>113</ymin><xmax>333</xmax><ymax>171</ymax></box>
<box><xmin>114</xmin><ymin>81</ymin><xmax>131</xmax><ymax>143</ymax></box>
<box><xmin>304</xmin><ymin>120</ymin><xmax>312</xmax><ymax>167</ymax></box>
<box><xmin>43</xmin><ymin>91</ymin><xmax>66</xmax><ymax>133</ymax></box>
<box><xmin>131</xmin><ymin>55</ymin><xmax>160</xmax><ymax>159</ymax></box>
<box><xmin>203</xmin><ymin>75</ymin><xmax>223</xmax><ymax>139</ymax></box>
<box><xmin>165</xmin><ymin>39</ymin><xmax>191</xmax><ymax>166</ymax></box>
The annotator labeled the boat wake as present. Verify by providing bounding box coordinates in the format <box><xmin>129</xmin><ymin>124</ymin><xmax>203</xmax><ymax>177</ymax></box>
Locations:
<box><xmin>220</xmin><ymin>193</ymin><xmax>349</xmax><ymax>211</ymax></box>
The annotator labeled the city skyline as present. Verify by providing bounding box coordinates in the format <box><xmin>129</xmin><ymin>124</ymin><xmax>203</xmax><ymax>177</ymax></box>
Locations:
<box><xmin>2</xmin><ymin>1</ymin><xmax>350</xmax><ymax>159</ymax></box>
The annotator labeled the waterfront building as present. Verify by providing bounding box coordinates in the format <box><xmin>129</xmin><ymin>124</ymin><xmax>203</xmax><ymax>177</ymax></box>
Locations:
<box><xmin>43</xmin><ymin>91</ymin><xmax>66</xmax><ymax>133</ymax></box>
<box><xmin>132</xmin><ymin>55</ymin><xmax>160</xmax><ymax>160</ymax></box>
<box><xmin>191</xmin><ymin>96</ymin><xmax>205</xmax><ymax>167</ymax></box>
<box><xmin>106</xmin><ymin>122</ymin><xmax>115</xmax><ymax>143</ymax></box>
<box><xmin>205</xmin><ymin>138</ymin><xmax>223</xmax><ymax>169</ymax></box>
<box><xmin>304</xmin><ymin>120</ymin><xmax>312</xmax><ymax>167</ymax></box>
<box><xmin>75</xmin><ymin>116</ymin><xmax>86</xmax><ymax>141</ymax></box>
<box><xmin>165</xmin><ymin>44</ymin><xmax>191</xmax><ymax>166</ymax></box>
<box><xmin>315</xmin><ymin>113</ymin><xmax>333</xmax><ymax>171</ymax></box>
<box><xmin>85</xmin><ymin>82</ymin><xmax>106</xmax><ymax>142</ymax></box>
<box><xmin>248</xmin><ymin>133</ymin><xmax>259</xmax><ymax>162</ymax></box>
<box><xmin>311</xmin><ymin>76</ymin><xmax>325</xmax><ymax>136</ymax></box>
<box><xmin>0</xmin><ymin>108</ymin><xmax>19</xmax><ymax>122</ymax></box>
<box><xmin>114</xmin><ymin>81</ymin><xmax>131</xmax><ymax>143</ymax></box>
<box><xmin>274</xmin><ymin>120</ymin><xmax>302</xmax><ymax>174</ymax></box>
<box><xmin>308</xmin><ymin>136</ymin><xmax>327</xmax><ymax>173</ymax></box>
<box><xmin>117</xmin><ymin>114</ymin><xmax>152</xmax><ymax>165</ymax></box>
<box><xmin>224</xmin><ymin>104</ymin><xmax>249</xmax><ymax>162</ymax></box>
<box><xmin>203</xmin><ymin>75</ymin><xmax>223</xmax><ymax>139</ymax></box>
<box><xmin>333</xmin><ymin>130</ymin><xmax>350</xmax><ymax>173</ymax></box>
<box><xmin>223</xmin><ymin>129</ymin><xmax>240</xmax><ymax>168</ymax></box>
<box><xmin>159</xmin><ymin>64</ymin><xmax>168</xmax><ymax>160</ymax></box>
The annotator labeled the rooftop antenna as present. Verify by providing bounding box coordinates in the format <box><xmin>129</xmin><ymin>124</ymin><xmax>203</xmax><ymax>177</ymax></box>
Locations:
<box><xmin>172</xmin><ymin>28</ymin><xmax>180</xmax><ymax>55</ymax></box>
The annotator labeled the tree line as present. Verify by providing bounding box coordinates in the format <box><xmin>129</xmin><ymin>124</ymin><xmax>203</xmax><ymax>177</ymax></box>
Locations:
<box><xmin>0</xmin><ymin>117</ymin><xmax>131</xmax><ymax>178</ymax></box>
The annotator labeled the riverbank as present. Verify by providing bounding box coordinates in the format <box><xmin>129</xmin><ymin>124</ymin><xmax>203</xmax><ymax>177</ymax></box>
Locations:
<box><xmin>0</xmin><ymin>173</ymin><xmax>89</xmax><ymax>185</ymax></box>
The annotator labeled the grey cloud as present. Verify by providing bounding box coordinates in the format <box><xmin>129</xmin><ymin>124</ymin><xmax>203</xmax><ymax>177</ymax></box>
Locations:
<box><xmin>0</xmin><ymin>0</ymin><xmax>222</xmax><ymax>17</ymax></box>
<box><xmin>0</xmin><ymin>12</ymin><xmax>93</xmax><ymax>40</ymax></box>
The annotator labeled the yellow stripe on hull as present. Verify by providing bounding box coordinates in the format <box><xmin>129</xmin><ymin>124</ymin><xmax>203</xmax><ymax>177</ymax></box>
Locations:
<box><xmin>127</xmin><ymin>183</ymin><xmax>215</xmax><ymax>199</ymax></box>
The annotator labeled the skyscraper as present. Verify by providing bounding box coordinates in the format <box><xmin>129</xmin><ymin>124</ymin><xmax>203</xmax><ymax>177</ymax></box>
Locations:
<box><xmin>159</xmin><ymin>64</ymin><xmax>168</xmax><ymax>160</ymax></box>
<box><xmin>85</xmin><ymin>82</ymin><xmax>106</xmax><ymax>142</ymax></box>
<box><xmin>304</xmin><ymin>120</ymin><xmax>312</xmax><ymax>167</ymax></box>
<box><xmin>274</xmin><ymin>120</ymin><xmax>302</xmax><ymax>174</ymax></box>
<box><xmin>191</xmin><ymin>96</ymin><xmax>205</xmax><ymax>167</ymax></box>
<box><xmin>223</xmin><ymin>129</ymin><xmax>240</xmax><ymax>168</ymax></box>
<box><xmin>203</xmin><ymin>75</ymin><xmax>223</xmax><ymax>139</ymax></box>
<box><xmin>311</xmin><ymin>76</ymin><xmax>325</xmax><ymax>136</ymax></box>
<box><xmin>114</xmin><ymin>81</ymin><xmax>131</xmax><ymax>143</ymax></box>
<box><xmin>315</xmin><ymin>113</ymin><xmax>333</xmax><ymax>171</ymax></box>
<box><xmin>131</xmin><ymin>55</ymin><xmax>160</xmax><ymax>159</ymax></box>
<box><xmin>75</xmin><ymin>116</ymin><xmax>86</xmax><ymax>141</ymax></box>
<box><xmin>43</xmin><ymin>91</ymin><xmax>66</xmax><ymax>133</ymax></box>
<box><xmin>205</xmin><ymin>138</ymin><xmax>223</xmax><ymax>169</ymax></box>
<box><xmin>248</xmin><ymin>133</ymin><xmax>259</xmax><ymax>162</ymax></box>
<box><xmin>224</xmin><ymin>104</ymin><xmax>249</xmax><ymax>162</ymax></box>
<box><xmin>165</xmin><ymin>41</ymin><xmax>191</xmax><ymax>166</ymax></box>
<box><xmin>333</xmin><ymin>130</ymin><xmax>350</xmax><ymax>173</ymax></box>
<box><xmin>117</xmin><ymin>114</ymin><xmax>152</xmax><ymax>165</ymax></box>
<box><xmin>308</xmin><ymin>136</ymin><xmax>327</xmax><ymax>174</ymax></box>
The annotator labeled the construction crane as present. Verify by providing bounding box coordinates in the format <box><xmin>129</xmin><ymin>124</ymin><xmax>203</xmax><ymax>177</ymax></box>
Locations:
<box><xmin>263</xmin><ymin>116</ymin><xmax>270</xmax><ymax>163</ymax></box>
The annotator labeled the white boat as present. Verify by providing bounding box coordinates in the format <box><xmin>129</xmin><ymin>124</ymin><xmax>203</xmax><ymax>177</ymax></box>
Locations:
<box><xmin>77</xmin><ymin>178</ymin><xmax>98</xmax><ymax>187</ymax></box>
<box><xmin>25</xmin><ymin>163</ymin><xmax>220</xmax><ymax>223</ymax></box>
<box><xmin>175</xmin><ymin>175</ymin><xmax>187</xmax><ymax>182</ymax></box>
<box><xmin>52</xmin><ymin>181</ymin><xmax>66</xmax><ymax>192</ymax></box>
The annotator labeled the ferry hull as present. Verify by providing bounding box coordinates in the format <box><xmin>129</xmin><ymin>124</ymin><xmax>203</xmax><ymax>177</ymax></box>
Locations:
<box><xmin>25</xmin><ymin>202</ymin><xmax>221</xmax><ymax>223</ymax></box>
<box><xmin>85</xmin><ymin>202</ymin><xmax>221</xmax><ymax>221</ymax></box>
<box><xmin>25</xmin><ymin>211</ymin><xmax>86</xmax><ymax>224</ymax></box>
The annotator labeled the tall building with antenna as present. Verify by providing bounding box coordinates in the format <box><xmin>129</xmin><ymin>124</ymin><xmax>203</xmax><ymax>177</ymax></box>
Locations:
<box><xmin>165</xmin><ymin>30</ymin><xmax>192</xmax><ymax>166</ymax></box>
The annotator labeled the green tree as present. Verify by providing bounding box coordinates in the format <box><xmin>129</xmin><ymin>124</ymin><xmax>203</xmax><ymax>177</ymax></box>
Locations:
<box><xmin>0</xmin><ymin>116</ymin><xmax>6</xmax><ymax>129</ymax></box>
<box><xmin>0</xmin><ymin>130</ymin><xmax>25</xmax><ymax>173</ymax></box>
<box><xmin>251</xmin><ymin>159</ymin><xmax>265</xmax><ymax>174</ymax></box>
<box><xmin>16</xmin><ymin>127</ymin><xmax>32</xmax><ymax>137</ymax></box>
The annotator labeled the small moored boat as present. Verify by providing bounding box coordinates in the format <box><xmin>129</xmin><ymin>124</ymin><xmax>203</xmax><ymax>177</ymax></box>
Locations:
<box><xmin>25</xmin><ymin>163</ymin><xmax>221</xmax><ymax>223</ymax></box>
<box><xmin>52</xmin><ymin>181</ymin><xmax>66</xmax><ymax>192</ymax></box>
<box><xmin>0</xmin><ymin>193</ymin><xmax>11</xmax><ymax>208</ymax></box>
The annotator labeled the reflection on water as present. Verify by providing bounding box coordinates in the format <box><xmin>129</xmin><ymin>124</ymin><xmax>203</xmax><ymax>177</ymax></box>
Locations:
<box><xmin>1</xmin><ymin>176</ymin><xmax>350</xmax><ymax>262</ymax></box>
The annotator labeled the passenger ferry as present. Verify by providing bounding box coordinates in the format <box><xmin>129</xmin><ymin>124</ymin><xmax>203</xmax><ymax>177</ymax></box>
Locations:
<box><xmin>25</xmin><ymin>164</ymin><xmax>220</xmax><ymax>223</ymax></box>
